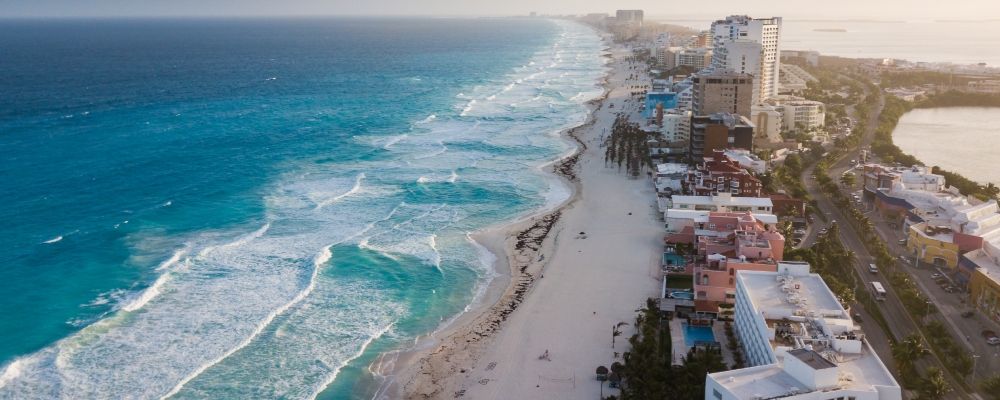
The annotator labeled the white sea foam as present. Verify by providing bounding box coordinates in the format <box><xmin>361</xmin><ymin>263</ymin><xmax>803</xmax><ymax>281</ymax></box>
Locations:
<box><xmin>314</xmin><ymin>173</ymin><xmax>365</xmax><ymax>210</ymax></box>
<box><xmin>415</xmin><ymin>114</ymin><xmax>436</xmax><ymax>124</ymax></box>
<box><xmin>381</xmin><ymin>134</ymin><xmax>407</xmax><ymax>149</ymax></box>
<box><xmin>120</xmin><ymin>271</ymin><xmax>170</xmax><ymax>313</ymax></box>
<box><xmin>159</xmin><ymin>244</ymin><xmax>332</xmax><ymax>399</ymax></box>
<box><xmin>0</xmin><ymin>19</ymin><xmax>609</xmax><ymax>400</ymax></box>
<box><xmin>42</xmin><ymin>236</ymin><xmax>63</xmax><ymax>244</ymax></box>
<box><xmin>459</xmin><ymin>99</ymin><xmax>476</xmax><ymax>116</ymax></box>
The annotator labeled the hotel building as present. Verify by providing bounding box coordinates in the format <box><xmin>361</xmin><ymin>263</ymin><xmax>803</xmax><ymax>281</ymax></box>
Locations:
<box><xmin>710</xmin><ymin>15</ymin><xmax>782</xmax><ymax>103</ymax></box>
<box><xmin>705</xmin><ymin>263</ymin><xmax>901</xmax><ymax>400</ymax></box>
<box><xmin>690</xmin><ymin>113</ymin><xmax>755</xmax><ymax>161</ymax></box>
<box><xmin>692</xmin><ymin>70</ymin><xmax>754</xmax><ymax>117</ymax></box>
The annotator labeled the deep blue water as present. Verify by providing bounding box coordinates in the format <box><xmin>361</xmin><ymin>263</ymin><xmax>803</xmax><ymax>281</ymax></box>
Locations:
<box><xmin>0</xmin><ymin>17</ymin><xmax>606</xmax><ymax>398</ymax></box>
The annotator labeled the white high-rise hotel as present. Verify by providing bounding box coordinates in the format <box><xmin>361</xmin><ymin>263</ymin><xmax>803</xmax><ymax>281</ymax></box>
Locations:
<box><xmin>711</xmin><ymin>15</ymin><xmax>782</xmax><ymax>104</ymax></box>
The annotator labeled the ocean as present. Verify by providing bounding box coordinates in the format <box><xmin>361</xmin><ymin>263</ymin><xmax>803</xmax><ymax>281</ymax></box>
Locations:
<box><xmin>661</xmin><ymin>18</ymin><xmax>1000</xmax><ymax>67</ymax></box>
<box><xmin>0</xmin><ymin>18</ymin><xmax>606</xmax><ymax>399</ymax></box>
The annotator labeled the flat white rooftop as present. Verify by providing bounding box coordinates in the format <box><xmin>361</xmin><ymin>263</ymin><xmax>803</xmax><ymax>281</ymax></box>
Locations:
<box><xmin>709</xmin><ymin>344</ymin><xmax>896</xmax><ymax>399</ymax></box>
<box><xmin>709</xmin><ymin>268</ymin><xmax>900</xmax><ymax>399</ymax></box>
<box><xmin>671</xmin><ymin>195</ymin><xmax>773</xmax><ymax>208</ymax></box>
<box><xmin>665</xmin><ymin>209</ymin><xmax>778</xmax><ymax>225</ymax></box>
<box><xmin>741</xmin><ymin>270</ymin><xmax>844</xmax><ymax>316</ymax></box>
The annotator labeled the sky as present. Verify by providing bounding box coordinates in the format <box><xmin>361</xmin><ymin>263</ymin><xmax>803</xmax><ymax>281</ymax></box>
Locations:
<box><xmin>1</xmin><ymin>0</ymin><xmax>998</xmax><ymax>20</ymax></box>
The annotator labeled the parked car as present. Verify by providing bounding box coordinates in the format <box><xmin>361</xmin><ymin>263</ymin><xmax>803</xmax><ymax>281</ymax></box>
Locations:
<box><xmin>897</xmin><ymin>239</ymin><xmax>907</xmax><ymax>245</ymax></box>
<box><xmin>931</xmin><ymin>273</ymin><xmax>943</xmax><ymax>279</ymax></box>
<box><xmin>852</xmin><ymin>312</ymin><xmax>863</xmax><ymax>323</ymax></box>
<box><xmin>988</xmin><ymin>337</ymin><xmax>1000</xmax><ymax>346</ymax></box>
<box><xmin>945</xmin><ymin>286</ymin><xmax>959</xmax><ymax>293</ymax></box>
<box><xmin>962</xmin><ymin>311</ymin><xmax>975</xmax><ymax>318</ymax></box>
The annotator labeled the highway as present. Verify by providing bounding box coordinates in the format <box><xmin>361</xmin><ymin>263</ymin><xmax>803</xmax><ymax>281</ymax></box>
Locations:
<box><xmin>799</xmin><ymin>81</ymin><xmax>974</xmax><ymax>398</ymax></box>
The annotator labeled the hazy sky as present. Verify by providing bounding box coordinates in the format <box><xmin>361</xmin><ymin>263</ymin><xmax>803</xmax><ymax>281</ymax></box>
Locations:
<box><xmin>1</xmin><ymin>0</ymin><xmax>997</xmax><ymax>20</ymax></box>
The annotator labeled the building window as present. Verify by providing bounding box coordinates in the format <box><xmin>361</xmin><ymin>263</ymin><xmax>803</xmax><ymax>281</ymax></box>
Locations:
<box><xmin>713</xmin><ymin>389</ymin><xmax>723</xmax><ymax>400</ymax></box>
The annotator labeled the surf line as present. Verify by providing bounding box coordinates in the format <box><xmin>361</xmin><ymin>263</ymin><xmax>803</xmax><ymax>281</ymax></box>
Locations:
<box><xmin>159</xmin><ymin>244</ymin><xmax>334</xmax><ymax>399</ymax></box>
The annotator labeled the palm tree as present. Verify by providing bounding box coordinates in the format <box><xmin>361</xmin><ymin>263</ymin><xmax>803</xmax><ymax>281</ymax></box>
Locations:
<box><xmin>919</xmin><ymin>367</ymin><xmax>950</xmax><ymax>400</ymax></box>
<box><xmin>980</xmin><ymin>374</ymin><xmax>1000</xmax><ymax>400</ymax></box>
<box><xmin>891</xmin><ymin>334</ymin><xmax>928</xmax><ymax>369</ymax></box>
<box><xmin>612</xmin><ymin>322</ymin><xmax>629</xmax><ymax>348</ymax></box>
<box><xmin>840</xmin><ymin>173</ymin><xmax>856</xmax><ymax>187</ymax></box>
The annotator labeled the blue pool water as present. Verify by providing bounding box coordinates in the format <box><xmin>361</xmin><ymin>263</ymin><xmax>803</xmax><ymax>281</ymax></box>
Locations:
<box><xmin>662</xmin><ymin>252</ymin><xmax>685</xmax><ymax>266</ymax></box>
<box><xmin>0</xmin><ymin>18</ymin><xmax>607</xmax><ymax>399</ymax></box>
<box><xmin>670</xmin><ymin>290</ymin><xmax>695</xmax><ymax>300</ymax></box>
<box><xmin>682</xmin><ymin>323</ymin><xmax>717</xmax><ymax>348</ymax></box>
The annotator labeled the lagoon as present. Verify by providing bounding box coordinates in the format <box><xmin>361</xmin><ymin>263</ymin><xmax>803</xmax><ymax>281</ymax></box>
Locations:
<box><xmin>892</xmin><ymin>107</ymin><xmax>1000</xmax><ymax>186</ymax></box>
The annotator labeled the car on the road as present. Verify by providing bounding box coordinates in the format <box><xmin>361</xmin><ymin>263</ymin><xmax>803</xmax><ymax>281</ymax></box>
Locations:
<box><xmin>945</xmin><ymin>286</ymin><xmax>959</xmax><ymax>293</ymax></box>
<box><xmin>962</xmin><ymin>311</ymin><xmax>975</xmax><ymax>318</ymax></box>
<box><xmin>819</xmin><ymin>228</ymin><xmax>828</xmax><ymax>235</ymax></box>
<box><xmin>898</xmin><ymin>256</ymin><xmax>910</xmax><ymax>264</ymax></box>
<box><xmin>989</xmin><ymin>337</ymin><xmax>1000</xmax><ymax>346</ymax></box>
<box><xmin>931</xmin><ymin>273</ymin><xmax>943</xmax><ymax>279</ymax></box>
<box><xmin>897</xmin><ymin>239</ymin><xmax>907</xmax><ymax>245</ymax></box>
<box><xmin>868</xmin><ymin>264</ymin><xmax>879</xmax><ymax>274</ymax></box>
<box><xmin>852</xmin><ymin>312</ymin><xmax>863</xmax><ymax>323</ymax></box>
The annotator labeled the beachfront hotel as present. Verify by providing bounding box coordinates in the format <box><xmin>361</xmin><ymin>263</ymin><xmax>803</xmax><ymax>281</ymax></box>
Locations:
<box><xmin>705</xmin><ymin>262</ymin><xmax>901</xmax><ymax>400</ymax></box>
<box><xmin>684</xmin><ymin>149</ymin><xmax>765</xmax><ymax>197</ymax></box>
<box><xmin>710</xmin><ymin>15</ymin><xmax>782</xmax><ymax>103</ymax></box>
<box><xmin>689</xmin><ymin>113</ymin><xmax>755</xmax><ymax>161</ymax></box>
<box><xmin>691</xmin><ymin>70</ymin><xmax>755</xmax><ymax>117</ymax></box>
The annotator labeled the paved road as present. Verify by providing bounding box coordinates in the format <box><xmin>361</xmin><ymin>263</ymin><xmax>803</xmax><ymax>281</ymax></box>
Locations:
<box><xmin>799</xmin><ymin>84</ymin><xmax>973</xmax><ymax>398</ymax></box>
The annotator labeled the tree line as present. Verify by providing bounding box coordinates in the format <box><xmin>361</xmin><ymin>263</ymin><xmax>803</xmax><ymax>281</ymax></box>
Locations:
<box><xmin>604</xmin><ymin>115</ymin><xmax>654</xmax><ymax>178</ymax></box>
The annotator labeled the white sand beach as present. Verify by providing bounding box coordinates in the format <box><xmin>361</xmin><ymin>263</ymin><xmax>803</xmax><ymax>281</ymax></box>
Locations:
<box><xmin>394</xmin><ymin>43</ymin><xmax>663</xmax><ymax>400</ymax></box>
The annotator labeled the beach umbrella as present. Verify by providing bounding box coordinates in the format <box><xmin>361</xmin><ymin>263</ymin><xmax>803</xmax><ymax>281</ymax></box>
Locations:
<box><xmin>595</xmin><ymin>365</ymin><xmax>608</xmax><ymax>381</ymax></box>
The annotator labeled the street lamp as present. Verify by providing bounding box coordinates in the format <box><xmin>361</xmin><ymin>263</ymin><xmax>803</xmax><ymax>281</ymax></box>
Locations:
<box><xmin>971</xmin><ymin>354</ymin><xmax>980</xmax><ymax>383</ymax></box>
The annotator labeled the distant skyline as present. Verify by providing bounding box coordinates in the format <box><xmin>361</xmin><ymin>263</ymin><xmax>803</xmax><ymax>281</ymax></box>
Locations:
<box><xmin>2</xmin><ymin>0</ymin><xmax>998</xmax><ymax>20</ymax></box>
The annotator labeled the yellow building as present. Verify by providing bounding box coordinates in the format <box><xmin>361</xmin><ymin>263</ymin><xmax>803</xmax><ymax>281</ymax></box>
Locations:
<box><xmin>907</xmin><ymin>222</ymin><xmax>961</xmax><ymax>269</ymax></box>
<box><xmin>966</xmin><ymin>249</ymin><xmax>1000</xmax><ymax>323</ymax></box>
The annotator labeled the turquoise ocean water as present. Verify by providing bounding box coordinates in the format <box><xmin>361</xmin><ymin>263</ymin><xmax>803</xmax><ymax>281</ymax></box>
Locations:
<box><xmin>0</xmin><ymin>18</ymin><xmax>606</xmax><ymax>398</ymax></box>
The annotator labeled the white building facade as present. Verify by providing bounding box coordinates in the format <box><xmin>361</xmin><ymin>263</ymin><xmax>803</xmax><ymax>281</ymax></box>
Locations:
<box><xmin>706</xmin><ymin>263</ymin><xmax>901</xmax><ymax>400</ymax></box>
<box><xmin>661</xmin><ymin>109</ymin><xmax>693</xmax><ymax>142</ymax></box>
<box><xmin>711</xmin><ymin>15</ymin><xmax>782</xmax><ymax>103</ymax></box>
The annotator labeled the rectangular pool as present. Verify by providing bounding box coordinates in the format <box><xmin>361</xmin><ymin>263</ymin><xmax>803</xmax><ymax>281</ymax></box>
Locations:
<box><xmin>668</xmin><ymin>290</ymin><xmax>694</xmax><ymax>300</ymax></box>
<box><xmin>681</xmin><ymin>322</ymin><xmax>716</xmax><ymax>347</ymax></box>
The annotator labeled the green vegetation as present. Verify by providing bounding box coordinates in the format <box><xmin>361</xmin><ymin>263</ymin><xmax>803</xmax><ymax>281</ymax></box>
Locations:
<box><xmin>783</xmin><ymin>223</ymin><xmax>857</xmax><ymax>305</ymax></box>
<box><xmin>722</xmin><ymin>322</ymin><xmax>745</xmax><ymax>369</ymax></box>
<box><xmin>919</xmin><ymin>367</ymin><xmax>952</xmax><ymax>400</ymax></box>
<box><xmin>617</xmin><ymin>299</ymin><xmax>727</xmax><ymax>400</ymax></box>
<box><xmin>604</xmin><ymin>116</ymin><xmax>653</xmax><ymax>178</ymax></box>
<box><xmin>870</xmin><ymin>95</ymin><xmax>922</xmax><ymax>166</ymax></box>
<box><xmin>924</xmin><ymin>321</ymin><xmax>973</xmax><ymax>376</ymax></box>
<box><xmin>931</xmin><ymin>166</ymin><xmax>1000</xmax><ymax>202</ymax></box>
<box><xmin>880</xmin><ymin>70</ymin><xmax>978</xmax><ymax>88</ymax></box>
<box><xmin>864</xmin><ymin>88</ymin><xmax>1000</xmax><ymax>200</ymax></box>
<box><xmin>917</xmin><ymin>90</ymin><xmax>1000</xmax><ymax>108</ymax></box>
<box><xmin>980</xmin><ymin>374</ymin><xmax>1000</xmax><ymax>400</ymax></box>
<box><xmin>892</xmin><ymin>334</ymin><xmax>930</xmax><ymax>388</ymax></box>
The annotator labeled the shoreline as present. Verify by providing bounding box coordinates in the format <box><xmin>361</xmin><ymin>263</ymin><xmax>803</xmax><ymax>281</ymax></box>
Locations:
<box><xmin>374</xmin><ymin>38</ymin><xmax>614</xmax><ymax>399</ymax></box>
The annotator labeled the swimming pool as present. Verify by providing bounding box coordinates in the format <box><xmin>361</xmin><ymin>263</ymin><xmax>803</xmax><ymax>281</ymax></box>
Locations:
<box><xmin>669</xmin><ymin>290</ymin><xmax>694</xmax><ymax>300</ymax></box>
<box><xmin>662</xmin><ymin>253</ymin><xmax>685</xmax><ymax>266</ymax></box>
<box><xmin>681</xmin><ymin>322</ymin><xmax>716</xmax><ymax>347</ymax></box>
